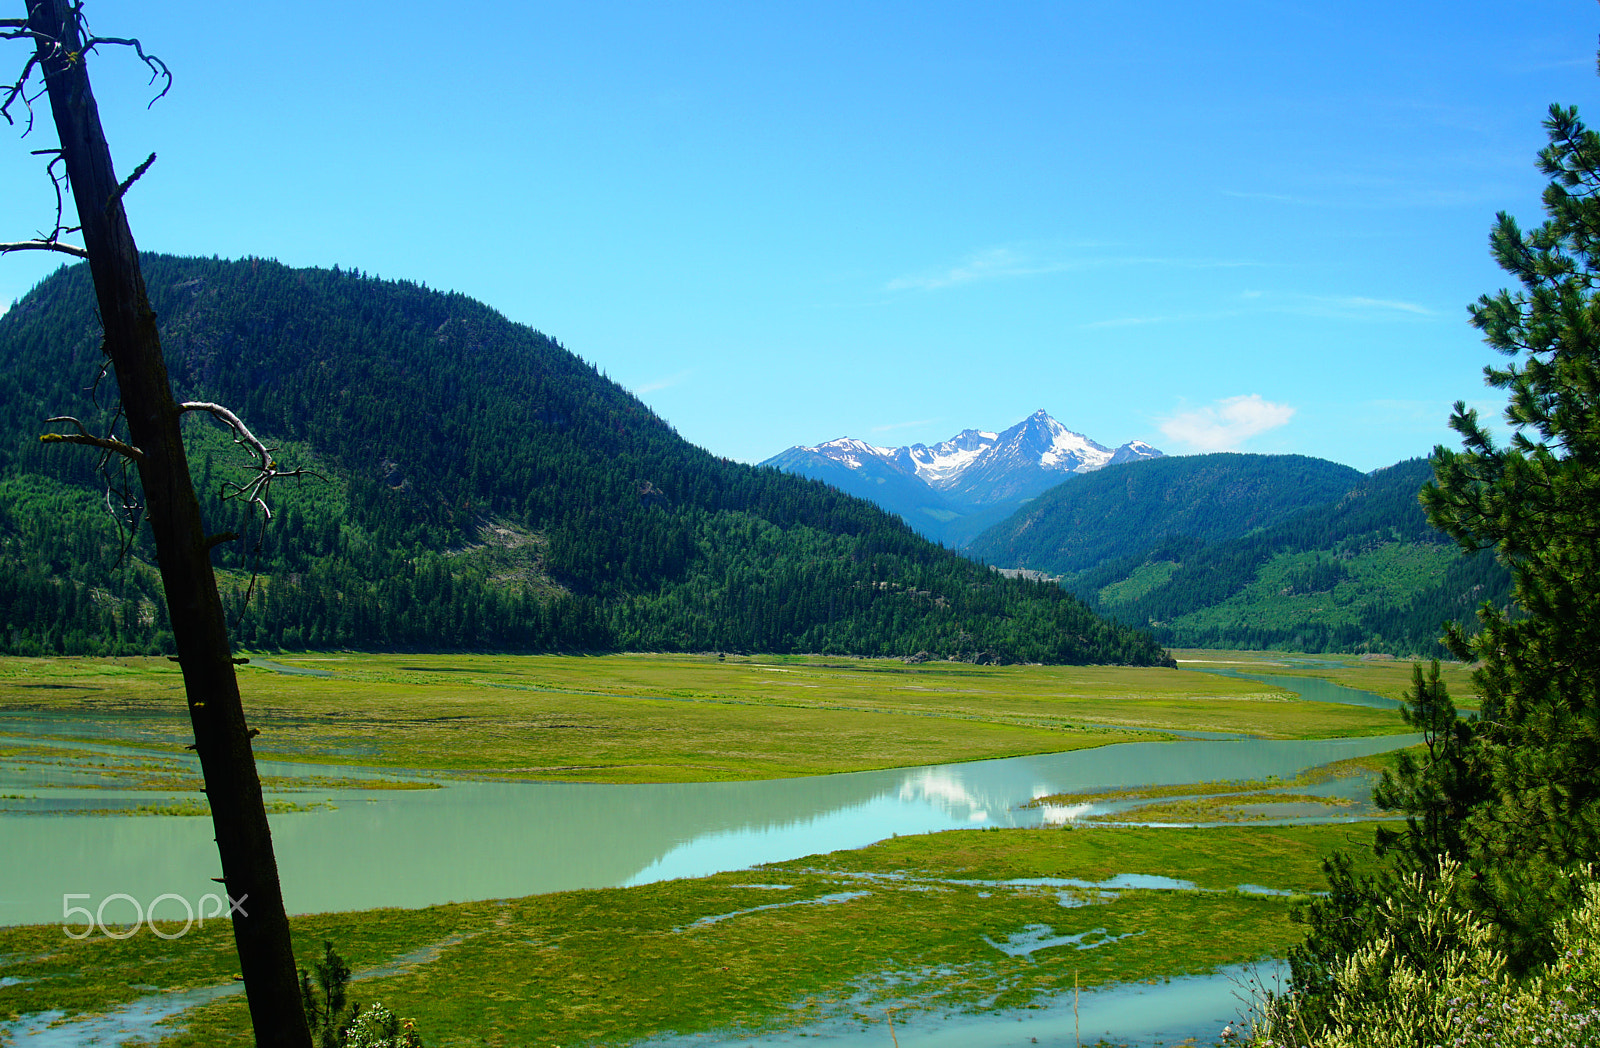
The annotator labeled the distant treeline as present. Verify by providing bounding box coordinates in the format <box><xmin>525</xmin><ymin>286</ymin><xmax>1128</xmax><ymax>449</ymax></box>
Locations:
<box><xmin>0</xmin><ymin>255</ymin><xmax>1168</xmax><ymax>666</ymax></box>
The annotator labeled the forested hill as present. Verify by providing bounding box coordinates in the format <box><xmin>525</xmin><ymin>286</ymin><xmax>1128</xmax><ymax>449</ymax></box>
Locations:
<box><xmin>1059</xmin><ymin>459</ymin><xmax>1513</xmax><ymax>656</ymax></box>
<box><xmin>966</xmin><ymin>452</ymin><xmax>1366</xmax><ymax>575</ymax></box>
<box><xmin>0</xmin><ymin>254</ymin><xmax>1168</xmax><ymax>665</ymax></box>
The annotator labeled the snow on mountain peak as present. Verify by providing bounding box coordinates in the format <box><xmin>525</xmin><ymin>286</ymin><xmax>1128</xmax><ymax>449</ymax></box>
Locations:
<box><xmin>769</xmin><ymin>412</ymin><xmax>1163</xmax><ymax>507</ymax></box>
<box><xmin>808</xmin><ymin>436</ymin><xmax>896</xmax><ymax>469</ymax></box>
<box><xmin>760</xmin><ymin>412</ymin><xmax>1165</xmax><ymax>544</ymax></box>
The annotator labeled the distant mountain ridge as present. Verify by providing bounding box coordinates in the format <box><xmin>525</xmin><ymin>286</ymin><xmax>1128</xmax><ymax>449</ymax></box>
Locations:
<box><xmin>761</xmin><ymin>410</ymin><xmax>1161</xmax><ymax>546</ymax></box>
<box><xmin>967</xmin><ymin>453</ymin><xmax>1513</xmax><ymax>657</ymax></box>
<box><xmin>965</xmin><ymin>453</ymin><xmax>1365</xmax><ymax>575</ymax></box>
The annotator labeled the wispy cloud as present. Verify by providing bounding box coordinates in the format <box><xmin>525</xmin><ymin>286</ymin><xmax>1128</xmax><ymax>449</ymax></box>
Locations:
<box><xmin>870</xmin><ymin>418</ymin><xmax>941</xmax><ymax>434</ymax></box>
<box><xmin>1158</xmin><ymin>394</ymin><xmax>1296</xmax><ymax>453</ymax></box>
<box><xmin>1082</xmin><ymin>315</ymin><xmax>1172</xmax><ymax>329</ymax></box>
<box><xmin>885</xmin><ymin>245</ymin><xmax>1260</xmax><ymax>293</ymax></box>
<box><xmin>885</xmin><ymin>247</ymin><xmax>1057</xmax><ymax>292</ymax></box>
<box><xmin>1362</xmin><ymin>397</ymin><xmax>1518</xmax><ymax>449</ymax></box>
<box><xmin>1223</xmin><ymin>182</ymin><xmax>1498</xmax><ymax>211</ymax></box>
<box><xmin>1079</xmin><ymin>290</ymin><xmax>1431</xmax><ymax>330</ymax></box>
<box><xmin>1081</xmin><ymin>307</ymin><xmax>1251</xmax><ymax>329</ymax></box>
<box><xmin>1083</xmin><ymin>313</ymin><xmax>1187</xmax><ymax>329</ymax></box>
<box><xmin>1319</xmin><ymin>295</ymin><xmax>1432</xmax><ymax>316</ymax></box>
<box><xmin>633</xmin><ymin>369</ymin><xmax>693</xmax><ymax>395</ymax></box>
<box><xmin>1365</xmin><ymin>398</ymin><xmax>1451</xmax><ymax>426</ymax></box>
<box><xmin>1222</xmin><ymin>189</ymin><xmax>1318</xmax><ymax>206</ymax></box>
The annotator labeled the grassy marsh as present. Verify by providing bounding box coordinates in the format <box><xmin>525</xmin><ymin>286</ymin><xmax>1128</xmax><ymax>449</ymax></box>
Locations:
<box><xmin>0</xmin><ymin>821</ymin><xmax>1392</xmax><ymax>1047</ymax></box>
<box><xmin>1167</xmin><ymin>648</ymin><xmax>1480</xmax><ymax>707</ymax></box>
<box><xmin>1024</xmin><ymin>750</ymin><xmax>1405</xmax><ymax>825</ymax></box>
<box><xmin>0</xmin><ymin>650</ymin><xmax>1422</xmax><ymax>1044</ymax></box>
<box><xmin>0</xmin><ymin>652</ymin><xmax>1407</xmax><ymax>782</ymax></box>
<box><xmin>0</xmin><ymin>740</ymin><xmax>437</xmax><ymax>795</ymax></box>
<box><xmin>15</xmin><ymin>797</ymin><xmax>336</xmax><ymax>817</ymax></box>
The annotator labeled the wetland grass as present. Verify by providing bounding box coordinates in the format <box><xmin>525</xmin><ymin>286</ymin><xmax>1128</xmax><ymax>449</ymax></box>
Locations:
<box><xmin>0</xmin><ymin>740</ymin><xmax>438</xmax><ymax>794</ymax></box>
<box><xmin>0</xmin><ymin>652</ymin><xmax>1405</xmax><ymax>783</ymax></box>
<box><xmin>1166</xmin><ymin>648</ymin><xmax>1481</xmax><ymax>707</ymax></box>
<box><xmin>1024</xmin><ymin>749</ymin><xmax>1406</xmax><ymax>825</ymax></box>
<box><xmin>0</xmin><ymin>650</ymin><xmax>1415</xmax><ymax>1044</ymax></box>
<box><xmin>0</xmin><ymin>822</ymin><xmax>1393</xmax><ymax>1047</ymax></box>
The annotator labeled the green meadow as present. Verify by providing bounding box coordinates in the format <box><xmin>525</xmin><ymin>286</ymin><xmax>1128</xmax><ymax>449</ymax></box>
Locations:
<box><xmin>0</xmin><ymin>651</ymin><xmax>1407</xmax><ymax>783</ymax></box>
<box><xmin>0</xmin><ymin>651</ymin><xmax>1436</xmax><ymax>1045</ymax></box>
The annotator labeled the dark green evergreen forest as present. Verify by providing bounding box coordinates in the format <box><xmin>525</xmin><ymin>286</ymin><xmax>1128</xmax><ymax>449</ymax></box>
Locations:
<box><xmin>1065</xmin><ymin>459</ymin><xmax>1512</xmax><ymax>655</ymax></box>
<box><xmin>967</xmin><ymin>452</ymin><xmax>1365</xmax><ymax>575</ymax></box>
<box><xmin>968</xmin><ymin>454</ymin><xmax>1511</xmax><ymax>657</ymax></box>
<box><xmin>0</xmin><ymin>254</ymin><xmax>1169</xmax><ymax>665</ymax></box>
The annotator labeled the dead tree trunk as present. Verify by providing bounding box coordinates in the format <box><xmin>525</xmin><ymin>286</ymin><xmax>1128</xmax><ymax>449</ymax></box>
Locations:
<box><xmin>24</xmin><ymin>2</ymin><xmax>312</xmax><ymax>1044</ymax></box>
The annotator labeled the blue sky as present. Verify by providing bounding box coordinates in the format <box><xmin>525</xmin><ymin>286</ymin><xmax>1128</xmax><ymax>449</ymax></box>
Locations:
<box><xmin>2</xmin><ymin>1</ymin><xmax>1594</xmax><ymax>471</ymax></box>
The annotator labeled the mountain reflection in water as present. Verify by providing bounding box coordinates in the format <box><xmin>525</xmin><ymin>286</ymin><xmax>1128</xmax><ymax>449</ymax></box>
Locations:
<box><xmin>0</xmin><ymin>725</ymin><xmax>1411</xmax><ymax>927</ymax></box>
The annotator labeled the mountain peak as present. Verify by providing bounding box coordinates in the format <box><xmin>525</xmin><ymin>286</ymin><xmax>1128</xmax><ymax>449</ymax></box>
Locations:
<box><xmin>761</xmin><ymin>412</ymin><xmax>1164</xmax><ymax>545</ymax></box>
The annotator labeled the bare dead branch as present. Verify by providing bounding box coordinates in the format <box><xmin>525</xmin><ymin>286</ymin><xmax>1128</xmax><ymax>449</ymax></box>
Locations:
<box><xmin>179</xmin><ymin>401</ymin><xmax>325</xmax><ymax>522</ymax></box>
<box><xmin>0</xmin><ymin>237</ymin><xmax>87</xmax><ymax>256</ymax></box>
<box><xmin>44</xmin><ymin>413</ymin><xmax>108</xmax><ymax>439</ymax></box>
<box><xmin>177</xmin><ymin>401</ymin><xmax>324</xmax><ymax>628</ymax></box>
<box><xmin>180</xmin><ymin>401</ymin><xmax>273</xmax><ymax>470</ymax></box>
<box><xmin>28</xmin><ymin>149</ymin><xmax>73</xmax><ymax>242</ymax></box>
<box><xmin>4</xmin><ymin>13</ymin><xmax>169</xmax><ymax>247</ymax></box>
<box><xmin>106</xmin><ymin>151</ymin><xmax>153</xmax><ymax>211</ymax></box>
<box><xmin>5</xmin><ymin>9</ymin><xmax>173</xmax><ymax>112</ymax></box>
<box><xmin>0</xmin><ymin>50</ymin><xmax>42</xmax><ymax>131</ymax></box>
<box><xmin>40</xmin><ymin>429</ymin><xmax>141</xmax><ymax>458</ymax></box>
<box><xmin>40</xmin><ymin>415</ymin><xmax>143</xmax><ymax>460</ymax></box>
<box><xmin>80</xmin><ymin>34</ymin><xmax>172</xmax><ymax>107</ymax></box>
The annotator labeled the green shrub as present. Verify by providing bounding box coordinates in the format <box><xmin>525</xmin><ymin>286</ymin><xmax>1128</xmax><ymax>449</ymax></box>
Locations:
<box><xmin>1254</xmin><ymin>860</ymin><xmax>1600</xmax><ymax>1047</ymax></box>
<box><xmin>300</xmin><ymin>941</ymin><xmax>423</xmax><ymax>1048</ymax></box>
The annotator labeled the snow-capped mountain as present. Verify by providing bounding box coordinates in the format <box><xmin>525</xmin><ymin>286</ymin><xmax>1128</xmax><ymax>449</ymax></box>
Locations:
<box><xmin>760</xmin><ymin>410</ymin><xmax>1163</xmax><ymax>547</ymax></box>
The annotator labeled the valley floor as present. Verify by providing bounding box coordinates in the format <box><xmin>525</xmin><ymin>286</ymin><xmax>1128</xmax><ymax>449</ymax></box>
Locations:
<box><xmin>0</xmin><ymin>650</ymin><xmax>1413</xmax><ymax>783</ymax></box>
<box><xmin>0</xmin><ymin>651</ymin><xmax>1436</xmax><ymax>1046</ymax></box>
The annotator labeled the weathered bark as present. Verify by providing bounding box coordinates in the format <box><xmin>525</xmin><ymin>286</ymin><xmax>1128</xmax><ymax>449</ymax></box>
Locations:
<box><xmin>24</xmin><ymin>3</ymin><xmax>312</xmax><ymax>1044</ymax></box>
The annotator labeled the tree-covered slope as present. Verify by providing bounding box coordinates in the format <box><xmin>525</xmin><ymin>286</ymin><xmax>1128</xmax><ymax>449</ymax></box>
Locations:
<box><xmin>966</xmin><ymin>452</ymin><xmax>1365</xmax><ymax>575</ymax></box>
<box><xmin>1063</xmin><ymin>459</ymin><xmax>1512</xmax><ymax>656</ymax></box>
<box><xmin>0</xmin><ymin>255</ymin><xmax>1168</xmax><ymax>665</ymax></box>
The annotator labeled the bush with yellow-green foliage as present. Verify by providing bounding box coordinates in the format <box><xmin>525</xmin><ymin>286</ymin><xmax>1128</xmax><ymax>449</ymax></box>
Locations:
<box><xmin>1255</xmin><ymin>860</ymin><xmax>1600</xmax><ymax>1047</ymax></box>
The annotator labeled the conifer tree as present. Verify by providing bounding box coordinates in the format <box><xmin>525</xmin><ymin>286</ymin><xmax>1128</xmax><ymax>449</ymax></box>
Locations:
<box><xmin>1280</xmin><ymin>89</ymin><xmax>1600</xmax><ymax>1045</ymax></box>
<box><xmin>1370</xmin><ymin>660</ymin><xmax>1483</xmax><ymax>873</ymax></box>
<box><xmin>1422</xmin><ymin>101</ymin><xmax>1600</xmax><ymax>957</ymax></box>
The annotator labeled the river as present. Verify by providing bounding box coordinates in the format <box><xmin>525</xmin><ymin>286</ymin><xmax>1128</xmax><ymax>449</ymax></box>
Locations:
<box><xmin>0</xmin><ymin>665</ymin><xmax>1409</xmax><ymax>1046</ymax></box>
<box><xmin>1</xmin><ymin>728</ymin><xmax>1406</xmax><ymax>927</ymax></box>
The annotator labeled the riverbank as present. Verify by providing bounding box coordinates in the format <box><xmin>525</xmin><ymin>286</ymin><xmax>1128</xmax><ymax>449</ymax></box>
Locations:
<box><xmin>1166</xmin><ymin>648</ymin><xmax>1479</xmax><ymax>708</ymax></box>
<box><xmin>0</xmin><ymin>820</ymin><xmax>1395</xmax><ymax>1047</ymax></box>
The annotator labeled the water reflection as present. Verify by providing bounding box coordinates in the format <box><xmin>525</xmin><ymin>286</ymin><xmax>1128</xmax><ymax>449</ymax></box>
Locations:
<box><xmin>0</xmin><ymin>724</ymin><xmax>1413</xmax><ymax>928</ymax></box>
<box><xmin>637</xmin><ymin>959</ymin><xmax>1285</xmax><ymax>1048</ymax></box>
